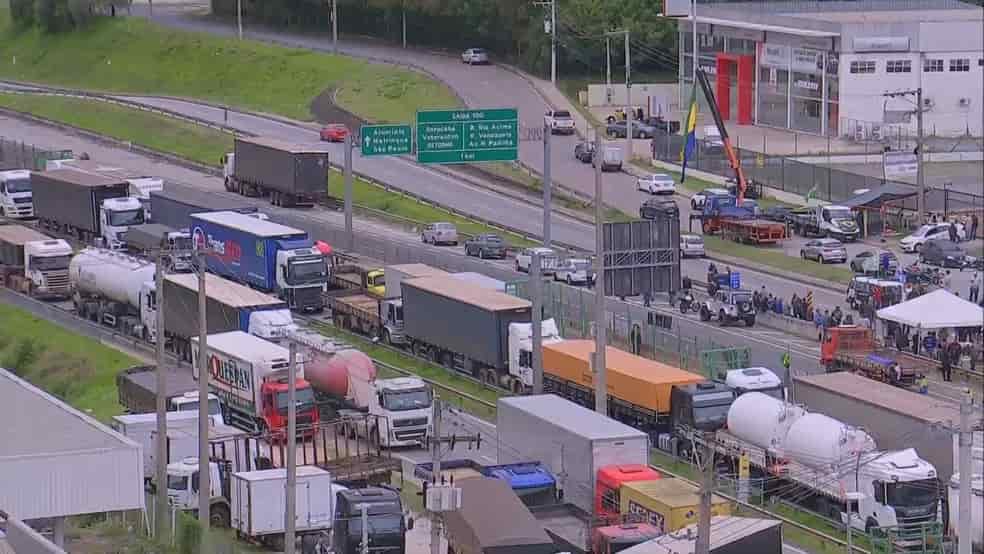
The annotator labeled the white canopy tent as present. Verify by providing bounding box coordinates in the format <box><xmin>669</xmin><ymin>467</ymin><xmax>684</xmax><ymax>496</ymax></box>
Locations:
<box><xmin>877</xmin><ymin>289</ymin><xmax>984</xmax><ymax>329</ymax></box>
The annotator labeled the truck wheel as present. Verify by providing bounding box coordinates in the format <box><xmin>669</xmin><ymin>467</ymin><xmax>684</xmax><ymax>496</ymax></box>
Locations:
<box><xmin>745</xmin><ymin>317</ymin><xmax>755</xmax><ymax>327</ymax></box>
<box><xmin>382</xmin><ymin>329</ymin><xmax>391</xmax><ymax>345</ymax></box>
<box><xmin>718</xmin><ymin>310</ymin><xmax>727</xmax><ymax>326</ymax></box>
<box><xmin>210</xmin><ymin>504</ymin><xmax>230</xmax><ymax>528</ymax></box>
<box><xmin>699</xmin><ymin>307</ymin><xmax>710</xmax><ymax>322</ymax></box>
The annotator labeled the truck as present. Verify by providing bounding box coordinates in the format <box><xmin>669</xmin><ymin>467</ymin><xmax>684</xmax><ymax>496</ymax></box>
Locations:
<box><xmin>301</xmin><ymin>340</ymin><xmax>432</xmax><ymax>448</ymax></box>
<box><xmin>149</xmin><ymin>181</ymin><xmax>263</xmax><ymax>230</ymax></box>
<box><xmin>125</xmin><ymin>223</ymin><xmax>192</xmax><ymax>272</ymax></box>
<box><xmin>222</xmin><ymin>136</ymin><xmax>330</xmax><ymax>207</ymax></box>
<box><xmin>820</xmin><ymin>325</ymin><xmax>935</xmax><ymax>387</ymax></box>
<box><xmin>191</xmin><ymin>330</ymin><xmax>321</xmax><ymax>435</ymax></box>
<box><xmin>329</xmin><ymin>261</ymin><xmax>385</xmax><ymax>298</ymax></box>
<box><xmin>45</xmin><ymin>159</ymin><xmax>163</xmax><ymax>221</ymax></box>
<box><xmin>788</xmin><ymin>204</ymin><xmax>860</xmax><ymax>241</ymax></box>
<box><xmin>115</xmin><ymin>364</ymin><xmax>224</xmax><ymax>425</ymax></box>
<box><xmin>69</xmin><ymin>248</ymin><xmax>158</xmax><ymax>342</ymax></box>
<box><xmin>696</xmin><ymin>194</ymin><xmax>785</xmax><ymax>244</ymax></box>
<box><xmin>618</xmin><ymin>516</ymin><xmax>783</xmax><ymax>554</ymax></box>
<box><xmin>230</xmin><ymin>466</ymin><xmax>345</xmax><ymax>550</ymax></box>
<box><xmin>32</xmin><ymin>168</ymin><xmax>144</xmax><ymax>249</ymax></box>
<box><xmin>163</xmin><ymin>271</ymin><xmax>296</xmax><ymax>360</ymax></box>
<box><xmin>0</xmin><ymin>169</ymin><xmax>34</xmax><ymax>219</ymax></box>
<box><xmin>0</xmin><ymin>224</ymin><xmax>72</xmax><ymax>299</ymax></box>
<box><xmin>593</xmin><ymin>145</ymin><xmax>623</xmax><ymax>172</ymax></box>
<box><xmin>384</xmin><ymin>263</ymin><xmax>449</xmax><ymax>300</ymax></box>
<box><xmin>333</xmin><ymin>487</ymin><xmax>411</xmax><ymax>554</ymax></box>
<box><xmin>414</xmin><ymin>459</ymin><xmax>560</xmax><ymax>508</ymax></box>
<box><xmin>109</xmin><ymin>411</ymin><xmax>202</xmax><ymax>480</ymax></box>
<box><xmin>189</xmin><ymin>211</ymin><xmax>327</xmax><ymax>312</ymax></box>
<box><xmin>618</xmin><ymin>478</ymin><xmax>731</xmax><ymax>534</ymax></box>
<box><xmin>444</xmin><ymin>477</ymin><xmax>557</xmax><ymax>554</ymax></box>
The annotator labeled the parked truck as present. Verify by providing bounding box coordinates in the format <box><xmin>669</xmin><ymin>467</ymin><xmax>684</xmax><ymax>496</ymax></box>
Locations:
<box><xmin>329</xmin><ymin>261</ymin><xmax>385</xmax><ymax>298</ymax></box>
<box><xmin>190</xmin><ymin>211</ymin><xmax>327</xmax><ymax>312</ymax></box>
<box><xmin>788</xmin><ymin>204</ymin><xmax>860</xmax><ymax>241</ymax></box>
<box><xmin>222</xmin><ymin>136</ymin><xmax>330</xmax><ymax>207</ymax></box>
<box><xmin>0</xmin><ymin>169</ymin><xmax>34</xmax><ymax>219</ymax></box>
<box><xmin>45</xmin><ymin>159</ymin><xmax>163</xmax><ymax>221</ymax></box>
<box><xmin>110</xmin><ymin>411</ymin><xmax>202</xmax><ymax>480</ymax></box>
<box><xmin>163</xmin><ymin>272</ymin><xmax>296</xmax><ymax>360</ymax></box>
<box><xmin>820</xmin><ymin>325</ymin><xmax>934</xmax><ymax>386</ymax></box>
<box><xmin>333</xmin><ymin>487</ymin><xmax>411</xmax><ymax>554</ymax></box>
<box><xmin>32</xmin><ymin>168</ymin><xmax>144</xmax><ymax>249</ymax></box>
<box><xmin>696</xmin><ymin>194</ymin><xmax>785</xmax><ymax>244</ymax></box>
<box><xmin>301</xmin><ymin>340</ymin><xmax>432</xmax><ymax>447</ymax></box>
<box><xmin>115</xmin><ymin>364</ymin><xmax>224</xmax><ymax>425</ymax></box>
<box><xmin>191</xmin><ymin>330</ymin><xmax>320</xmax><ymax>435</ymax></box>
<box><xmin>149</xmin><ymin>181</ymin><xmax>263</xmax><ymax>230</ymax></box>
<box><xmin>69</xmin><ymin>248</ymin><xmax>158</xmax><ymax>341</ymax></box>
<box><xmin>619</xmin><ymin>516</ymin><xmax>783</xmax><ymax>554</ymax></box>
<box><xmin>125</xmin><ymin>223</ymin><xmax>192</xmax><ymax>272</ymax></box>
<box><xmin>0</xmin><ymin>223</ymin><xmax>72</xmax><ymax>299</ymax></box>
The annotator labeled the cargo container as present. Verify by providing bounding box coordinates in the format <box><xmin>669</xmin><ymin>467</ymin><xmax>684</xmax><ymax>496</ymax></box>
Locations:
<box><xmin>149</xmin><ymin>182</ymin><xmax>260</xmax><ymax>230</ymax></box>
<box><xmin>115</xmin><ymin>365</ymin><xmax>223</xmax><ymax>425</ymax></box>
<box><xmin>32</xmin><ymin>168</ymin><xmax>139</xmax><ymax>247</ymax></box>
<box><xmin>44</xmin><ymin>159</ymin><xmax>163</xmax><ymax>221</ymax></box>
<box><xmin>497</xmin><ymin>394</ymin><xmax>650</xmax><ymax>516</ymax></box>
<box><xmin>414</xmin><ymin>459</ymin><xmax>558</xmax><ymax>507</ymax></box>
<box><xmin>222</xmin><ymin>136</ymin><xmax>330</xmax><ymax>207</ymax></box>
<box><xmin>0</xmin><ymin>223</ymin><xmax>72</xmax><ymax>298</ymax></box>
<box><xmin>384</xmin><ymin>263</ymin><xmax>450</xmax><ymax>300</ymax></box>
<box><xmin>618</xmin><ymin>478</ymin><xmax>731</xmax><ymax>533</ymax></box>
<box><xmin>110</xmin><ymin>411</ymin><xmax>201</xmax><ymax>479</ymax></box>
<box><xmin>444</xmin><ymin>477</ymin><xmax>556</xmax><ymax>554</ymax></box>
<box><xmin>163</xmin><ymin>272</ymin><xmax>295</xmax><ymax>360</ymax></box>
<box><xmin>125</xmin><ymin>223</ymin><xmax>192</xmax><ymax>272</ymax></box>
<box><xmin>618</xmin><ymin>516</ymin><xmax>783</xmax><ymax>554</ymax></box>
<box><xmin>190</xmin><ymin>211</ymin><xmax>327</xmax><ymax>312</ymax></box>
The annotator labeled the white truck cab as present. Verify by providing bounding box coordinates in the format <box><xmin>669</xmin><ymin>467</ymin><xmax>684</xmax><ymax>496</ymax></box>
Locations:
<box><xmin>99</xmin><ymin>196</ymin><xmax>146</xmax><ymax>250</ymax></box>
<box><xmin>371</xmin><ymin>377</ymin><xmax>433</xmax><ymax>447</ymax></box>
<box><xmin>127</xmin><ymin>177</ymin><xmax>164</xmax><ymax>221</ymax></box>
<box><xmin>166</xmin><ymin>457</ymin><xmax>231</xmax><ymax>525</ymax></box>
<box><xmin>0</xmin><ymin>169</ymin><xmax>35</xmax><ymax>219</ymax></box>
<box><xmin>170</xmin><ymin>391</ymin><xmax>226</xmax><ymax>426</ymax></box>
<box><xmin>275</xmin><ymin>246</ymin><xmax>329</xmax><ymax>311</ymax></box>
<box><xmin>23</xmin><ymin>239</ymin><xmax>73</xmax><ymax>299</ymax></box>
<box><xmin>724</xmin><ymin>367</ymin><xmax>785</xmax><ymax>401</ymax></box>
<box><xmin>507</xmin><ymin>319</ymin><xmax>563</xmax><ymax>393</ymax></box>
<box><xmin>248</xmin><ymin>308</ymin><xmax>299</xmax><ymax>343</ymax></box>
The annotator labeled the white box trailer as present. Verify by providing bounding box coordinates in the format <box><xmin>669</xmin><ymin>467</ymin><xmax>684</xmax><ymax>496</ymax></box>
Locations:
<box><xmin>497</xmin><ymin>394</ymin><xmax>650</xmax><ymax>516</ymax></box>
<box><xmin>231</xmin><ymin>466</ymin><xmax>344</xmax><ymax>543</ymax></box>
<box><xmin>111</xmin><ymin>411</ymin><xmax>201</xmax><ymax>478</ymax></box>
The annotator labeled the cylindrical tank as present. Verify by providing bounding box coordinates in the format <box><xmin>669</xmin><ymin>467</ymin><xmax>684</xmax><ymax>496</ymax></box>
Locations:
<box><xmin>726</xmin><ymin>392</ymin><xmax>807</xmax><ymax>456</ymax></box>
<box><xmin>948</xmin><ymin>473</ymin><xmax>984</xmax><ymax>553</ymax></box>
<box><xmin>69</xmin><ymin>248</ymin><xmax>156</xmax><ymax>307</ymax></box>
<box><xmin>305</xmin><ymin>348</ymin><xmax>376</xmax><ymax>398</ymax></box>
<box><xmin>784</xmin><ymin>413</ymin><xmax>876</xmax><ymax>470</ymax></box>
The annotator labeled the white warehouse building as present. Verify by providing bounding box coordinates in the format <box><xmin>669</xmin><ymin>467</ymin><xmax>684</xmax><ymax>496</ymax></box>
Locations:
<box><xmin>676</xmin><ymin>0</ymin><xmax>984</xmax><ymax>138</ymax></box>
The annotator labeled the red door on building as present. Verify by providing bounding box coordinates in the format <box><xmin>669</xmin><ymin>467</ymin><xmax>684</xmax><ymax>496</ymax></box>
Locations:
<box><xmin>715</xmin><ymin>53</ymin><xmax>754</xmax><ymax>125</ymax></box>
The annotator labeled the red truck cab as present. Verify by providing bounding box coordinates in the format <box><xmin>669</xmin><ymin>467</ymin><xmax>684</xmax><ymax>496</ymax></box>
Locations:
<box><xmin>820</xmin><ymin>325</ymin><xmax>873</xmax><ymax>367</ymax></box>
<box><xmin>260</xmin><ymin>377</ymin><xmax>319</xmax><ymax>439</ymax></box>
<box><xmin>591</xmin><ymin>523</ymin><xmax>664</xmax><ymax>554</ymax></box>
<box><xmin>595</xmin><ymin>464</ymin><xmax>662</xmax><ymax>522</ymax></box>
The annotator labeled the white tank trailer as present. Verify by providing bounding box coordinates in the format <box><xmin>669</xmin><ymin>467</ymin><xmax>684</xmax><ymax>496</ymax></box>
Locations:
<box><xmin>69</xmin><ymin>248</ymin><xmax>157</xmax><ymax>341</ymax></box>
<box><xmin>726</xmin><ymin>392</ymin><xmax>807</xmax><ymax>458</ymax></box>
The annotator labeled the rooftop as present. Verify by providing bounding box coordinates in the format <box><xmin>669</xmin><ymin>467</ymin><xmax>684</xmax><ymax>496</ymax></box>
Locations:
<box><xmin>238</xmin><ymin>136</ymin><xmax>331</xmax><ymax>155</ymax></box>
<box><xmin>404</xmin><ymin>275</ymin><xmax>531</xmax><ymax>312</ymax></box>
<box><xmin>165</xmin><ymin>272</ymin><xmax>285</xmax><ymax>308</ymax></box>
<box><xmin>499</xmin><ymin>394</ymin><xmax>647</xmax><ymax>441</ymax></box>
<box><xmin>191</xmin><ymin>210</ymin><xmax>306</xmax><ymax>238</ymax></box>
<box><xmin>33</xmin><ymin>168</ymin><xmax>125</xmax><ymax>187</ymax></box>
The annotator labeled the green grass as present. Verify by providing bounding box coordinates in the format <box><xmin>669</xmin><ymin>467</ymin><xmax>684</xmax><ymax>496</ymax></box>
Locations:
<box><xmin>327</xmin><ymin>170</ymin><xmax>537</xmax><ymax>248</ymax></box>
<box><xmin>0</xmin><ymin>92</ymin><xmax>233</xmax><ymax>166</ymax></box>
<box><xmin>0</xmin><ymin>303</ymin><xmax>138</xmax><ymax>421</ymax></box>
<box><xmin>0</xmin><ymin>10</ymin><xmax>457</xmax><ymax>122</ymax></box>
<box><xmin>702</xmin><ymin>235</ymin><xmax>854</xmax><ymax>285</ymax></box>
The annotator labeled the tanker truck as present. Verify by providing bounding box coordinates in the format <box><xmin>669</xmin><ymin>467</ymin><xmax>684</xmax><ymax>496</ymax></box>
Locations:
<box><xmin>297</xmin><ymin>335</ymin><xmax>432</xmax><ymax>447</ymax></box>
<box><xmin>0</xmin><ymin>224</ymin><xmax>72</xmax><ymax>299</ymax></box>
<box><xmin>69</xmin><ymin>248</ymin><xmax>158</xmax><ymax>342</ymax></box>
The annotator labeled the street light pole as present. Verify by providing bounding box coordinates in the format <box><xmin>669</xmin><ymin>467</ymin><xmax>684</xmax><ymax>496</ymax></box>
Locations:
<box><xmin>332</xmin><ymin>0</ymin><xmax>339</xmax><ymax>54</ymax></box>
<box><xmin>551</xmin><ymin>0</ymin><xmax>557</xmax><ymax>85</ymax></box>
<box><xmin>543</xmin><ymin>123</ymin><xmax>552</xmax><ymax>248</ymax></box>
<box><xmin>593</xmin><ymin>129</ymin><xmax>607</xmax><ymax>416</ymax></box>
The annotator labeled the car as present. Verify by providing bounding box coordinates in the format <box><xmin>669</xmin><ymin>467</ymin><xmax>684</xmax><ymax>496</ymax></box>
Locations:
<box><xmin>680</xmin><ymin>234</ymin><xmax>705</xmax><ymax>258</ymax></box>
<box><xmin>639</xmin><ymin>197</ymin><xmax>678</xmax><ymax>219</ymax></box>
<box><xmin>641</xmin><ymin>116</ymin><xmax>680</xmax><ymax>134</ymax></box>
<box><xmin>849</xmin><ymin>250</ymin><xmax>899</xmax><ymax>274</ymax></box>
<box><xmin>699</xmin><ymin>289</ymin><xmax>756</xmax><ymax>327</ymax></box>
<box><xmin>605</xmin><ymin>120</ymin><xmax>658</xmax><ymax>139</ymax></box>
<box><xmin>800</xmin><ymin>238</ymin><xmax>848</xmax><ymax>264</ymax></box>
<box><xmin>320</xmin><ymin>123</ymin><xmax>349</xmax><ymax>142</ymax></box>
<box><xmin>920</xmin><ymin>239</ymin><xmax>969</xmax><ymax>268</ymax></box>
<box><xmin>515</xmin><ymin>247</ymin><xmax>558</xmax><ymax>275</ymax></box>
<box><xmin>461</xmin><ymin>48</ymin><xmax>489</xmax><ymax>65</ymax></box>
<box><xmin>554</xmin><ymin>258</ymin><xmax>594</xmax><ymax>285</ymax></box>
<box><xmin>574</xmin><ymin>142</ymin><xmax>595</xmax><ymax>163</ymax></box>
<box><xmin>899</xmin><ymin>222</ymin><xmax>966</xmax><ymax>253</ymax></box>
<box><xmin>545</xmin><ymin>110</ymin><xmax>576</xmax><ymax>135</ymax></box>
<box><xmin>760</xmin><ymin>205</ymin><xmax>792</xmax><ymax>223</ymax></box>
<box><xmin>421</xmin><ymin>222</ymin><xmax>459</xmax><ymax>246</ymax></box>
<box><xmin>464</xmin><ymin>233</ymin><xmax>506</xmax><ymax>259</ymax></box>
<box><xmin>591</xmin><ymin>146</ymin><xmax>623</xmax><ymax>172</ymax></box>
<box><xmin>690</xmin><ymin>187</ymin><xmax>730</xmax><ymax>210</ymax></box>
<box><xmin>637</xmin><ymin>173</ymin><xmax>676</xmax><ymax>195</ymax></box>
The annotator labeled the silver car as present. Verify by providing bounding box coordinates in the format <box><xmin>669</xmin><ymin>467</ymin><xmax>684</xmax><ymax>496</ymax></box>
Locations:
<box><xmin>421</xmin><ymin>222</ymin><xmax>459</xmax><ymax>246</ymax></box>
<box><xmin>461</xmin><ymin>48</ymin><xmax>489</xmax><ymax>65</ymax></box>
<box><xmin>554</xmin><ymin>258</ymin><xmax>594</xmax><ymax>285</ymax></box>
<box><xmin>680</xmin><ymin>234</ymin><xmax>705</xmax><ymax>258</ymax></box>
<box><xmin>800</xmin><ymin>238</ymin><xmax>847</xmax><ymax>264</ymax></box>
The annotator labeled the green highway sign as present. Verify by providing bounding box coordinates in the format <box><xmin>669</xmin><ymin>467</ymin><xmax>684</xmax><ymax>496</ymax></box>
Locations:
<box><xmin>360</xmin><ymin>124</ymin><xmax>413</xmax><ymax>156</ymax></box>
<box><xmin>416</xmin><ymin>108</ymin><xmax>518</xmax><ymax>164</ymax></box>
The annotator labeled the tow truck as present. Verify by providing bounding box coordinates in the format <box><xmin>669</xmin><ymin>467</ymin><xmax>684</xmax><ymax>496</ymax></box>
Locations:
<box><xmin>820</xmin><ymin>326</ymin><xmax>934</xmax><ymax>387</ymax></box>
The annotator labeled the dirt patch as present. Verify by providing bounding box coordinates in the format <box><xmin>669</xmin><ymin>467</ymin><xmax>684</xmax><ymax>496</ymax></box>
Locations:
<box><xmin>309</xmin><ymin>87</ymin><xmax>365</xmax><ymax>130</ymax></box>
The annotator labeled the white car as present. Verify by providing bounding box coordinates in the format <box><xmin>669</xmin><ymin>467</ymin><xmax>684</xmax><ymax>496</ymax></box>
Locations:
<box><xmin>637</xmin><ymin>173</ymin><xmax>676</xmax><ymax>195</ymax></box>
<box><xmin>544</xmin><ymin>110</ymin><xmax>576</xmax><ymax>135</ymax></box>
<box><xmin>421</xmin><ymin>222</ymin><xmax>459</xmax><ymax>245</ymax></box>
<box><xmin>515</xmin><ymin>247</ymin><xmax>558</xmax><ymax>275</ymax></box>
<box><xmin>461</xmin><ymin>48</ymin><xmax>489</xmax><ymax>65</ymax></box>
<box><xmin>554</xmin><ymin>258</ymin><xmax>594</xmax><ymax>285</ymax></box>
<box><xmin>690</xmin><ymin>187</ymin><xmax>730</xmax><ymax>210</ymax></box>
<box><xmin>680</xmin><ymin>234</ymin><xmax>705</xmax><ymax>258</ymax></box>
<box><xmin>899</xmin><ymin>222</ymin><xmax>966</xmax><ymax>253</ymax></box>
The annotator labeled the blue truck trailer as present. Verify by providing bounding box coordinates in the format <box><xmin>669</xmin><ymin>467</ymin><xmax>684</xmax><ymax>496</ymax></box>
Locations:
<box><xmin>189</xmin><ymin>211</ymin><xmax>327</xmax><ymax>312</ymax></box>
<box><xmin>415</xmin><ymin>459</ymin><xmax>557</xmax><ymax>507</ymax></box>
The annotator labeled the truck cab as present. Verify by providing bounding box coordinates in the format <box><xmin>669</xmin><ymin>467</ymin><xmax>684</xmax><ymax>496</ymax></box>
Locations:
<box><xmin>333</xmin><ymin>487</ymin><xmax>409</xmax><ymax>554</ymax></box>
<box><xmin>170</xmin><ymin>391</ymin><xmax>226</xmax><ymax>426</ymax></box>
<box><xmin>165</xmin><ymin>457</ymin><xmax>233</xmax><ymax>527</ymax></box>
<box><xmin>275</xmin><ymin>246</ymin><xmax>328</xmax><ymax>312</ymax></box>
<box><xmin>723</xmin><ymin>367</ymin><xmax>785</xmax><ymax>401</ymax></box>
<box><xmin>591</xmin><ymin>523</ymin><xmax>663</xmax><ymax>554</ymax></box>
<box><xmin>792</xmin><ymin>205</ymin><xmax>859</xmax><ymax>241</ymax></box>
<box><xmin>99</xmin><ymin>196</ymin><xmax>146</xmax><ymax>250</ymax></box>
<box><xmin>331</xmin><ymin>263</ymin><xmax>386</xmax><ymax>298</ymax></box>
<box><xmin>507</xmin><ymin>319</ymin><xmax>563</xmax><ymax>394</ymax></box>
<box><xmin>0</xmin><ymin>169</ymin><xmax>34</xmax><ymax>219</ymax></box>
<box><xmin>23</xmin><ymin>239</ymin><xmax>73</xmax><ymax>299</ymax></box>
<box><xmin>669</xmin><ymin>382</ymin><xmax>735</xmax><ymax>434</ymax></box>
<box><xmin>595</xmin><ymin>464</ymin><xmax>662</xmax><ymax>522</ymax></box>
<box><xmin>126</xmin><ymin>177</ymin><xmax>163</xmax><ymax>221</ymax></box>
<box><xmin>372</xmin><ymin>378</ymin><xmax>433</xmax><ymax>447</ymax></box>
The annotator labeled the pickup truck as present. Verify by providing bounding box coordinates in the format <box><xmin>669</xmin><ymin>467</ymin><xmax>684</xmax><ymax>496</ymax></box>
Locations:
<box><xmin>544</xmin><ymin>110</ymin><xmax>576</xmax><ymax>135</ymax></box>
<box><xmin>788</xmin><ymin>205</ymin><xmax>860</xmax><ymax>242</ymax></box>
<box><xmin>592</xmin><ymin>146</ymin><xmax>623</xmax><ymax>172</ymax></box>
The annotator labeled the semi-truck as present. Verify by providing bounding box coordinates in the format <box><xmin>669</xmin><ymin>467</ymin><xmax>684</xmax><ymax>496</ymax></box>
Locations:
<box><xmin>0</xmin><ymin>224</ymin><xmax>72</xmax><ymax>299</ymax></box>
<box><xmin>333</xmin><ymin>487</ymin><xmax>411</xmax><ymax>554</ymax></box>
<box><xmin>149</xmin><ymin>181</ymin><xmax>263</xmax><ymax>230</ymax></box>
<box><xmin>32</xmin><ymin>168</ymin><xmax>144</xmax><ymax>249</ymax></box>
<box><xmin>0</xmin><ymin>169</ymin><xmax>34</xmax><ymax>219</ymax></box>
<box><xmin>115</xmin><ymin>364</ymin><xmax>224</xmax><ymax>425</ymax></box>
<box><xmin>189</xmin><ymin>211</ymin><xmax>327</xmax><ymax>312</ymax></box>
<box><xmin>110</xmin><ymin>411</ymin><xmax>203</xmax><ymax>480</ymax></box>
<box><xmin>820</xmin><ymin>325</ymin><xmax>933</xmax><ymax>386</ymax></box>
<box><xmin>788</xmin><ymin>204</ymin><xmax>861</xmax><ymax>241</ymax></box>
<box><xmin>619</xmin><ymin>516</ymin><xmax>783</xmax><ymax>554</ymax></box>
<box><xmin>191</xmin><ymin>330</ymin><xmax>320</xmax><ymax>435</ymax></box>
<box><xmin>222</xmin><ymin>136</ymin><xmax>330</xmax><ymax>207</ymax></box>
<box><xmin>163</xmin><ymin>272</ymin><xmax>296</xmax><ymax>360</ymax></box>
<box><xmin>125</xmin><ymin>223</ymin><xmax>192</xmax><ymax>272</ymax></box>
<box><xmin>300</xmin><ymin>338</ymin><xmax>432</xmax><ymax>447</ymax></box>
<box><xmin>696</xmin><ymin>194</ymin><xmax>785</xmax><ymax>244</ymax></box>
<box><xmin>45</xmin><ymin>159</ymin><xmax>163</xmax><ymax>221</ymax></box>
<box><xmin>329</xmin><ymin>261</ymin><xmax>385</xmax><ymax>298</ymax></box>
<box><xmin>69</xmin><ymin>248</ymin><xmax>158</xmax><ymax>341</ymax></box>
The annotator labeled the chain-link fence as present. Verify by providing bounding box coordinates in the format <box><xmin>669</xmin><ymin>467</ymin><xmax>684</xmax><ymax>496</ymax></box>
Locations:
<box><xmin>0</xmin><ymin>137</ymin><xmax>73</xmax><ymax>171</ymax></box>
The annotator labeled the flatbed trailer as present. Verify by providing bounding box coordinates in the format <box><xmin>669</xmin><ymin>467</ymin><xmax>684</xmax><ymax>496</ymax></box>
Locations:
<box><xmin>829</xmin><ymin>348</ymin><xmax>931</xmax><ymax>386</ymax></box>
<box><xmin>716</xmin><ymin>218</ymin><xmax>786</xmax><ymax>244</ymax></box>
<box><xmin>328</xmin><ymin>293</ymin><xmax>384</xmax><ymax>335</ymax></box>
<box><xmin>329</xmin><ymin>262</ymin><xmax>384</xmax><ymax>298</ymax></box>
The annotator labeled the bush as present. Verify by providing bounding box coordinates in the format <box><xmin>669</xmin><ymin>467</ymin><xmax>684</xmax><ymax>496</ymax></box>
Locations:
<box><xmin>3</xmin><ymin>338</ymin><xmax>39</xmax><ymax>374</ymax></box>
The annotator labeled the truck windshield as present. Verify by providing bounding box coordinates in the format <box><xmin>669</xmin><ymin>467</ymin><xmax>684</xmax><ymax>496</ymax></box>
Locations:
<box><xmin>383</xmin><ymin>388</ymin><xmax>432</xmax><ymax>411</ymax></box>
<box><xmin>287</xmin><ymin>259</ymin><xmax>327</xmax><ymax>285</ymax></box>
<box><xmin>108</xmin><ymin>208</ymin><xmax>146</xmax><ymax>227</ymax></box>
<box><xmin>29</xmin><ymin>254</ymin><xmax>71</xmax><ymax>271</ymax></box>
<box><xmin>823</xmin><ymin>208</ymin><xmax>853</xmax><ymax>221</ymax></box>
<box><xmin>3</xmin><ymin>177</ymin><xmax>31</xmax><ymax>193</ymax></box>
<box><xmin>887</xmin><ymin>479</ymin><xmax>938</xmax><ymax>507</ymax></box>
<box><xmin>171</xmin><ymin>236</ymin><xmax>192</xmax><ymax>251</ymax></box>
<box><xmin>275</xmin><ymin>387</ymin><xmax>315</xmax><ymax>413</ymax></box>
<box><xmin>348</xmin><ymin>514</ymin><xmax>403</xmax><ymax>538</ymax></box>
<box><xmin>167</xmin><ymin>474</ymin><xmax>188</xmax><ymax>491</ymax></box>
<box><xmin>177</xmin><ymin>398</ymin><xmax>221</xmax><ymax>416</ymax></box>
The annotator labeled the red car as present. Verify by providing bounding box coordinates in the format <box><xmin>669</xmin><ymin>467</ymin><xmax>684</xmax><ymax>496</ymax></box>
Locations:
<box><xmin>320</xmin><ymin>123</ymin><xmax>349</xmax><ymax>142</ymax></box>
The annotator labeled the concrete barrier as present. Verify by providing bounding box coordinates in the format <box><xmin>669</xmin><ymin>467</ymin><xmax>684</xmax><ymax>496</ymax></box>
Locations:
<box><xmin>757</xmin><ymin>310</ymin><xmax>821</xmax><ymax>341</ymax></box>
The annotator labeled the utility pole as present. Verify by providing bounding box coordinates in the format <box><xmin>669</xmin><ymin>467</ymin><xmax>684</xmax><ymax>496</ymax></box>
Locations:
<box><xmin>883</xmin><ymin>88</ymin><xmax>926</xmax><ymax>220</ymax></box>
<box><xmin>344</xmin><ymin>133</ymin><xmax>354</xmax><ymax>251</ymax></box>
<box><xmin>606</xmin><ymin>37</ymin><xmax>612</xmax><ymax>91</ymax></box>
<box><xmin>360</xmin><ymin>505</ymin><xmax>370</xmax><ymax>554</ymax></box>
<box><xmin>332</xmin><ymin>0</ymin><xmax>339</xmax><ymax>54</ymax></box>
<box><xmin>196</xmin><ymin>250</ymin><xmax>211</xmax><ymax>537</ymax></box>
<box><xmin>429</xmin><ymin>398</ymin><xmax>443</xmax><ymax>554</ymax></box>
<box><xmin>284</xmin><ymin>342</ymin><xmax>298</xmax><ymax>554</ymax></box>
<box><xmin>695</xmin><ymin>437</ymin><xmax>715</xmax><ymax>554</ymax></box>
<box><xmin>692</xmin><ymin>0</ymin><xmax>698</xmax><ymax>89</ymax></box>
<box><xmin>237</xmin><ymin>0</ymin><xmax>243</xmax><ymax>40</ymax></box>
<box><xmin>543</xmin><ymin>123</ymin><xmax>552</xmax><ymax>248</ymax></box>
<box><xmin>593</xmin><ymin>130</ymin><xmax>607</xmax><ymax>416</ymax></box>
<box><xmin>624</xmin><ymin>30</ymin><xmax>632</xmax><ymax>163</ymax></box>
<box><xmin>958</xmin><ymin>388</ymin><xmax>973</xmax><ymax>554</ymax></box>
<box><xmin>551</xmin><ymin>0</ymin><xmax>557</xmax><ymax>85</ymax></box>
<box><xmin>531</xmin><ymin>252</ymin><xmax>543</xmax><ymax>395</ymax></box>
<box><xmin>154</xmin><ymin>249</ymin><xmax>167</xmax><ymax>539</ymax></box>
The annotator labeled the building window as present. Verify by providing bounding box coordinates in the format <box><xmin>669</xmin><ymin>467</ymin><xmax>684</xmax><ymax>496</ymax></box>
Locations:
<box><xmin>949</xmin><ymin>59</ymin><xmax>970</xmax><ymax>72</ymax></box>
<box><xmin>924</xmin><ymin>59</ymin><xmax>944</xmax><ymax>72</ymax></box>
<box><xmin>849</xmin><ymin>61</ymin><xmax>876</xmax><ymax>74</ymax></box>
<box><xmin>886</xmin><ymin>60</ymin><xmax>911</xmax><ymax>73</ymax></box>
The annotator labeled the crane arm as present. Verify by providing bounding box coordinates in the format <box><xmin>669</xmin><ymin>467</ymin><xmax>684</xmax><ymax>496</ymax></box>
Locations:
<box><xmin>695</xmin><ymin>68</ymin><xmax>749</xmax><ymax>204</ymax></box>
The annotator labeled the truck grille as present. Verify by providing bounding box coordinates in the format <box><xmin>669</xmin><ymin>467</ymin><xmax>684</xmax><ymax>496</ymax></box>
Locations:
<box><xmin>13</xmin><ymin>197</ymin><xmax>32</xmax><ymax>204</ymax></box>
<box><xmin>44</xmin><ymin>271</ymin><xmax>70</xmax><ymax>290</ymax></box>
<box><xmin>394</xmin><ymin>429</ymin><xmax>427</xmax><ymax>441</ymax></box>
<box><xmin>392</xmin><ymin>417</ymin><xmax>428</xmax><ymax>427</ymax></box>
